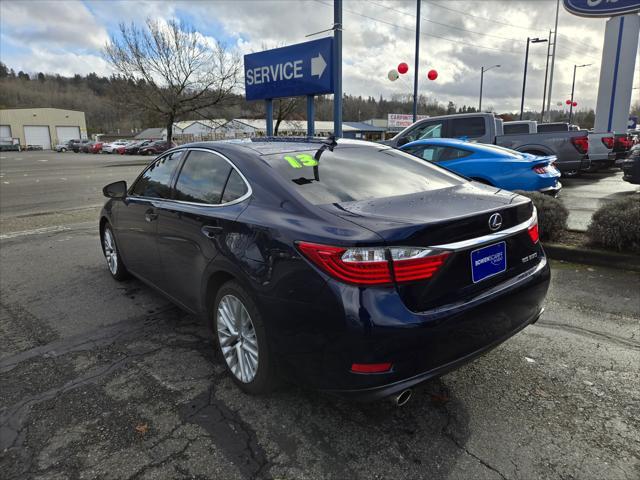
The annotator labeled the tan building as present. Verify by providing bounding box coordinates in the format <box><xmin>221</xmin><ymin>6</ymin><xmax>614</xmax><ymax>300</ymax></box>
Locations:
<box><xmin>0</xmin><ymin>108</ymin><xmax>87</xmax><ymax>150</ymax></box>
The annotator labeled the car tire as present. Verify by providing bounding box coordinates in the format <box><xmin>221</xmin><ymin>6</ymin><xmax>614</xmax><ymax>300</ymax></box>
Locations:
<box><xmin>101</xmin><ymin>224</ymin><xmax>130</xmax><ymax>281</ymax></box>
<box><xmin>61</xmin><ymin>147</ymin><xmax>67</xmax><ymax>152</ymax></box>
<box><xmin>213</xmin><ymin>281</ymin><xmax>279</xmax><ymax>395</ymax></box>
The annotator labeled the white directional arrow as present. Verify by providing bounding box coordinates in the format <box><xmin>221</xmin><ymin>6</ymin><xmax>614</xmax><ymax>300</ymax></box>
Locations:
<box><xmin>311</xmin><ymin>53</ymin><xmax>327</xmax><ymax>78</ymax></box>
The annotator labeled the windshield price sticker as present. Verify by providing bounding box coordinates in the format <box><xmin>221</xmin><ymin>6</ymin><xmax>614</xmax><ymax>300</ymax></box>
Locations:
<box><xmin>284</xmin><ymin>153</ymin><xmax>318</xmax><ymax>168</ymax></box>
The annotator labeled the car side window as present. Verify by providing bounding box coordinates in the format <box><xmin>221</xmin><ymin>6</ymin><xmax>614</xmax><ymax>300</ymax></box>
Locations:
<box><xmin>441</xmin><ymin>147</ymin><xmax>473</xmax><ymax>161</ymax></box>
<box><xmin>450</xmin><ymin>117</ymin><xmax>486</xmax><ymax>138</ymax></box>
<box><xmin>406</xmin><ymin>121</ymin><xmax>445</xmax><ymax>142</ymax></box>
<box><xmin>130</xmin><ymin>151</ymin><xmax>183</xmax><ymax>198</ymax></box>
<box><xmin>406</xmin><ymin>145</ymin><xmax>448</xmax><ymax>162</ymax></box>
<box><xmin>174</xmin><ymin>150</ymin><xmax>232</xmax><ymax>204</ymax></box>
<box><xmin>221</xmin><ymin>169</ymin><xmax>249</xmax><ymax>203</ymax></box>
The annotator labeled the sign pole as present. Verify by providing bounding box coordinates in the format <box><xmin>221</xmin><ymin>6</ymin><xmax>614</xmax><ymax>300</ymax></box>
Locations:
<box><xmin>412</xmin><ymin>0</ymin><xmax>421</xmax><ymax>122</ymax></box>
<box><xmin>307</xmin><ymin>95</ymin><xmax>315</xmax><ymax>137</ymax></box>
<box><xmin>333</xmin><ymin>0</ymin><xmax>343</xmax><ymax>138</ymax></box>
<box><xmin>266</xmin><ymin>99</ymin><xmax>273</xmax><ymax>136</ymax></box>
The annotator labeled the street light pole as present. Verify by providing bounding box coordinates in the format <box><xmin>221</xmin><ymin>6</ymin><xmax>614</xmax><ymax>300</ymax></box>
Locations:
<box><xmin>569</xmin><ymin>63</ymin><xmax>592</xmax><ymax>124</ymax></box>
<box><xmin>546</xmin><ymin>0</ymin><xmax>560</xmax><ymax>122</ymax></box>
<box><xmin>520</xmin><ymin>37</ymin><xmax>547</xmax><ymax>120</ymax></box>
<box><xmin>412</xmin><ymin>0</ymin><xmax>421</xmax><ymax>122</ymax></box>
<box><xmin>541</xmin><ymin>30</ymin><xmax>552</xmax><ymax>122</ymax></box>
<box><xmin>479</xmin><ymin>64</ymin><xmax>500</xmax><ymax>112</ymax></box>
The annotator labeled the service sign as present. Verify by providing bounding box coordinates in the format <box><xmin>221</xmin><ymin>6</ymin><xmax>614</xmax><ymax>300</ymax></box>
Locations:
<box><xmin>244</xmin><ymin>38</ymin><xmax>333</xmax><ymax>101</ymax></box>
<box><xmin>563</xmin><ymin>0</ymin><xmax>640</xmax><ymax>17</ymax></box>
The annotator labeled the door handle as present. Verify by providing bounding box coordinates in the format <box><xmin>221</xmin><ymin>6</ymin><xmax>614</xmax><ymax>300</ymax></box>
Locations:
<box><xmin>145</xmin><ymin>210</ymin><xmax>158</xmax><ymax>222</ymax></box>
<box><xmin>201</xmin><ymin>225</ymin><xmax>223</xmax><ymax>238</ymax></box>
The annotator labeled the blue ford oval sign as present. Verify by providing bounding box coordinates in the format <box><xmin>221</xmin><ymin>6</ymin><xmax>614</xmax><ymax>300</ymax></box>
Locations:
<box><xmin>563</xmin><ymin>0</ymin><xmax>640</xmax><ymax>17</ymax></box>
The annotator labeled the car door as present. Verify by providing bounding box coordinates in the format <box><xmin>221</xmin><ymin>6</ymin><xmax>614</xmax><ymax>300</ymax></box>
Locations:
<box><xmin>114</xmin><ymin>151</ymin><xmax>183</xmax><ymax>283</ymax></box>
<box><xmin>155</xmin><ymin>148</ymin><xmax>251</xmax><ymax>310</ymax></box>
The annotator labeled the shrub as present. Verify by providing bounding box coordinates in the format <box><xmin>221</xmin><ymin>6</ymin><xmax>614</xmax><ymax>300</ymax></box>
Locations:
<box><xmin>514</xmin><ymin>191</ymin><xmax>568</xmax><ymax>242</ymax></box>
<box><xmin>587</xmin><ymin>196</ymin><xmax>640</xmax><ymax>252</ymax></box>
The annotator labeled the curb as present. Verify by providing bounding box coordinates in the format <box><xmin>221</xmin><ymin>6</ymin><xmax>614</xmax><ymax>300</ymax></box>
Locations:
<box><xmin>544</xmin><ymin>242</ymin><xmax>640</xmax><ymax>272</ymax></box>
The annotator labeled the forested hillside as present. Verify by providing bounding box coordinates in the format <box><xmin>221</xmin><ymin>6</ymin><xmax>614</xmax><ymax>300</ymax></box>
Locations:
<box><xmin>0</xmin><ymin>62</ymin><xmax>601</xmax><ymax>133</ymax></box>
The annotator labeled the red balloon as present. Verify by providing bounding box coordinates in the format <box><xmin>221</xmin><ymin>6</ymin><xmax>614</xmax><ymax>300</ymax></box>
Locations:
<box><xmin>427</xmin><ymin>69</ymin><xmax>438</xmax><ymax>80</ymax></box>
<box><xmin>398</xmin><ymin>62</ymin><xmax>409</xmax><ymax>74</ymax></box>
<box><xmin>572</xmin><ymin>101</ymin><xmax>578</xmax><ymax>107</ymax></box>
<box><xmin>566</xmin><ymin>99</ymin><xmax>572</xmax><ymax>105</ymax></box>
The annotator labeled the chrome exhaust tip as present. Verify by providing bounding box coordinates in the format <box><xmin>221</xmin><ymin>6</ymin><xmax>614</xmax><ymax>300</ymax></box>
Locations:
<box><xmin>392</xmin><ymin>389</ymin><xmax>412</xmax><ymax>407</ymax></box>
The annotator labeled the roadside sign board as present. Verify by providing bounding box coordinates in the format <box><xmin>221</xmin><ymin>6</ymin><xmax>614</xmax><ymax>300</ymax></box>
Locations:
<box><xmin>563</xmin><ymin>0</ymin><xmax>640</xmax><ymax>17</ymax></box>
<box><xmin>244</xmin><ymin>38</ymin><xmax>334</xmax><ymax>101</ymax></box>
<box><xmin>387</xmin><ymin>113</ymin><xmax>429</xmax><ymax>128</ymax></box>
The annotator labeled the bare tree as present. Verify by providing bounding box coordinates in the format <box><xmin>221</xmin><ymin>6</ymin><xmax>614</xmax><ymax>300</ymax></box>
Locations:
<box><xmin>104</xmin><ymin>19</ymin><xmax>240</xmax><ymax>142</ymax></box>
<box><xmin>274</xmin><ymin>97</ymin><xmax>301</xmax><ymax>135</ymax></box>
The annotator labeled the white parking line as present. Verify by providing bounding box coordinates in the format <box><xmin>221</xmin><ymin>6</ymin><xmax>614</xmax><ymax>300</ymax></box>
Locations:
<box><xmin>0</xmin><ymin>222</ymin><xmax>95</xmax><ymax>240</ymax></box>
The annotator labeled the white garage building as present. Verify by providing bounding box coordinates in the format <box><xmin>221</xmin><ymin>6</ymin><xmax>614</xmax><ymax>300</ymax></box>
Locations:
<box><xmin>0</xmin><ymin>108</ymin><xmax>88</xmax><ymax>150</ymax></box>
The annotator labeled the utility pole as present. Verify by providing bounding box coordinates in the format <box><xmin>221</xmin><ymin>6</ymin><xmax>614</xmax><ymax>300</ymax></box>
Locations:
<box><xmin>333</xmin><ymin>0</ymin><xmax>342</xmax><ymax>137</ymax></box>
<box><xmin>541</xmin><ymin>30</ymin><xmax>552</xmax><ymax>122</ymax></box>
<box><xmin>412</xmin><ymin>0</ymin><xmax>421</xmax><ymax>122</ymax></box>
<box><xmin>546</xmin><ymin>0</ymin><xmax>560</xmax><ymax>122</ymax></box>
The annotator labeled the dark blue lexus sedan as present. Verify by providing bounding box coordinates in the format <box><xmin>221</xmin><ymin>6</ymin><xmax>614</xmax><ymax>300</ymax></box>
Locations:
<box><xmin>100</xmin><ymin>138</ymin><xmax>550</xmax><ymax>404</ymax></box>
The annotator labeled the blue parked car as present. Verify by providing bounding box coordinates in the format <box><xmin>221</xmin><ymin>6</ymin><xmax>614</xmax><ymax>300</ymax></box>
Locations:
<box><xmin>401</xmin><ymin>138</ymin><xmax>562</xmax><ymax>195</ymax></box>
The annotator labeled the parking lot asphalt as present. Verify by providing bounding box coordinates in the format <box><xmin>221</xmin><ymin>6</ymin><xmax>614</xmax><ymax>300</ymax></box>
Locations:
<box><xmin>1</xmin><ymin>151</ymin><xmax>639</xmax><ymax>479</ymax></box>
<box><xmin>559</xmin><ymin>169</ymin><xmax>639</xmax><ymax>232</ymax></box>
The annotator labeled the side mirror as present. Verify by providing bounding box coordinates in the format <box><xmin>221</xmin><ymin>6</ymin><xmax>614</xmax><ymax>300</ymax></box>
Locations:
<box><xmin>103</xmin><ymin>180</ymin><xmax>127</xmax><ymax>199</ymax></box>
<box><xmin>396</xmin><ymin>136</ymin><xmax>409</xmax><ymax>147</ymax></box>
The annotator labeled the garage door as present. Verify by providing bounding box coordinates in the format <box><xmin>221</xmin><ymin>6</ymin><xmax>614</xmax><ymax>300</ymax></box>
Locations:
<box><xmin>56</xmin><ymin>126</ymin><xmax>80</xmax><ymax>144</ymax></box>
<box><xmin>24</xmin><ymin>126</ymin><xmax>51</xmax><ymax>150</ymax></box>
<box><xmin>0</xmin><ymin>125</ymin><xmax>11</xmax><ymax>140</ymax></box>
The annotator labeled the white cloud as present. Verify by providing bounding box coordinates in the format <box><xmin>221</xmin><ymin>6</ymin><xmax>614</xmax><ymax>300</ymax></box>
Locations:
<box><xmin>0</xmin><ymin>0</ymin><xmax>109</xmax><ymax>50</ymax></box>
<box><xmin>0</xmin><ymin>0</ymin><xmax>635</xmax><ymax>112</ymax></box>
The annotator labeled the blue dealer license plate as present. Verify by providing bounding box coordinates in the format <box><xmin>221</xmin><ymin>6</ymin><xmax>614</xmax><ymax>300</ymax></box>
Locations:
<box><xmin>471</xmin><ymin>242</ymin><xmax>507</xmax><ymax>283</ymax></box>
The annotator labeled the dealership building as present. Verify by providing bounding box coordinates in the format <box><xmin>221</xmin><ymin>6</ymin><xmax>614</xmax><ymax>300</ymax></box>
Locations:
<box><xmin>0</xmin><ymin>108</ymin><xmax>87</xmax><ymax>150</ymax></box>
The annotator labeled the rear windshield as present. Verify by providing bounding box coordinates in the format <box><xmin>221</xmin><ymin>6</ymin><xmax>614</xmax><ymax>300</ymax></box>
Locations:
<box><xmin>262</xmin><ymin>145</ymin><xmax>464</xmax><ymax>205</ymax></box>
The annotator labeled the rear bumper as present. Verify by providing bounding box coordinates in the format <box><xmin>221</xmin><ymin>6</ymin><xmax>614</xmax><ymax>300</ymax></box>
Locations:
<box><xmin>557</xmin><ymin>155</ymin><xmax>589</xmax><ymax>172</ymax></box>
<box><xmin>539</xmin><ymin>182</ymin><xmax>562</xmax><ymax>196</ymax></box>
<box><xmin>267</xmin><ymin>251</ymin><xmax>550</xmax><ymax>400</ymax></box>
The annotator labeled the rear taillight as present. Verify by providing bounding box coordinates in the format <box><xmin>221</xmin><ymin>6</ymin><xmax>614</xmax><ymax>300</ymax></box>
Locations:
<box><xmin>616</xmin><ymin>136</ymin><xmax>632</xmax><ymax>149</ymax></box>
<box><xmin>532</xmin><ymin>165</ymin><xmax>547</xmax><ymax>174</ymax></box>
<box><xmin>528</xmin><ymin>221</ymin><xmax>540</xmax><ymax>244</ymax></box>
<box><xmin>601</xmin><ymin>136</ymin><xmax>614</xmax><ymax>149</ymax></box>
<box><xmin>571</xmin><ymin>136</ymin><xmax>589</xmax><ymax>154</ymax></box>
<box><xmin>296</xmin><ymin>242</ymin><xmax>450</xmax><ymax>286</ymax></box>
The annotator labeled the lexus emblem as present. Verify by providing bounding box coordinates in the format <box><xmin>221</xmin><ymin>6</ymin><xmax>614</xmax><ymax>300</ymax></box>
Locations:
<box><xmin>488</xmin><ymin>213</ymin><xmax>503</xmax><ymax>231</ymax></box>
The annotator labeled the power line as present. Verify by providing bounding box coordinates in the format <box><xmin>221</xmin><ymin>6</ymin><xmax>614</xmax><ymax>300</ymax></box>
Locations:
<box><xmin>368</xmin><ymin>0</ymin><xmax>522</xmax><ymax>43</ymax></box>
<box><xmin>424</xmin><ymin>0</ymin><xmax>548</xmax><ymax>33</ymax></box>
<box><xmin>370</xmin><ymin>0</ymin><xmax>601</xmax><ymax>62</ymax></box>
<box><xmin>313</xmin><ymin>0</ymin><xmax>590</xmax><ymax>63</ymax></box>
<box><xmin>313</xmin><ymin>0</ymin><xmax>521</xmax><ymax>55</ymax></box>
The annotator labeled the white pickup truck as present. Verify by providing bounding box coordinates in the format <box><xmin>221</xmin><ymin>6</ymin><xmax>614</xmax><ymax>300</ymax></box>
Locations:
<box><xmin>384</xmin><ymin>113</ymin><xmax>590</xmax><ymax>176</ymax></box>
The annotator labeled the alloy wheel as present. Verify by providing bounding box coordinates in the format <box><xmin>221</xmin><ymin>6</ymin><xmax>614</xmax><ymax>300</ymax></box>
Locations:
<box><xmin>103</xmin><ymin>228</ymin><xmax>118</xmax><ymax>275</ymax></box>
<box><xmin>217</xmin><ymin>294</ymin><xmax>259</xmax><ymax>383</ymax></box>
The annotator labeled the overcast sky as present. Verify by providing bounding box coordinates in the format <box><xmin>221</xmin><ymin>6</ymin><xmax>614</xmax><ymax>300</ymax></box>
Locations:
<box><xmin>1</xmin><ymin>0</ymin><xmax>638</xmax><ymax>114</ymax></box>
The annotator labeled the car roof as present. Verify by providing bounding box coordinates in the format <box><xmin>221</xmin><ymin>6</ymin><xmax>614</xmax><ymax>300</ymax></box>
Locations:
<box><xmin>177</xmin><ymin>138</ymin><xmax>386</xmax><ymax>157</ymax></box>
<box><xmin>402</xmin><ymin>138</ymin><xmax>519</xmax><ymax>156</ymax></box>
